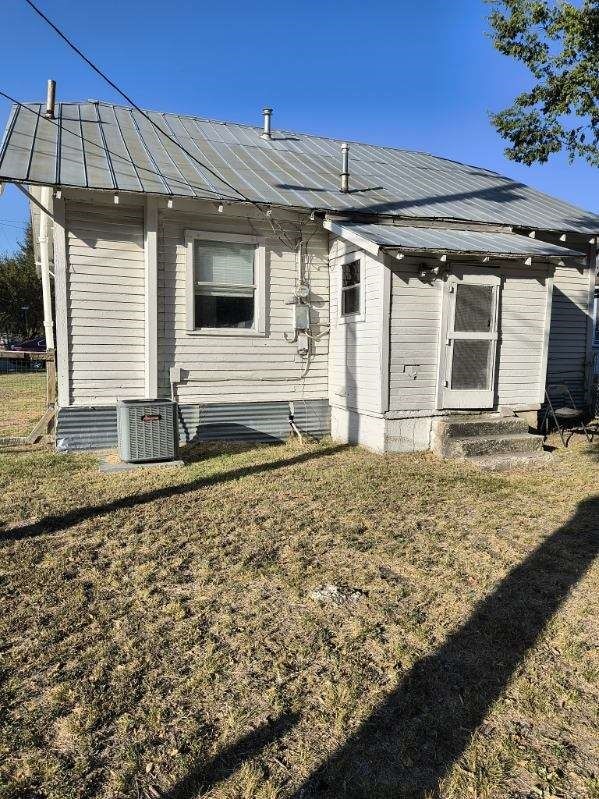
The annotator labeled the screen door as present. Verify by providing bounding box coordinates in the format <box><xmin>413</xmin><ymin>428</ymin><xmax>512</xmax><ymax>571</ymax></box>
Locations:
<box><xmin>440</xmin><ymin>271</ymin><xmax>500</xmax><ymax>409</ymax></box>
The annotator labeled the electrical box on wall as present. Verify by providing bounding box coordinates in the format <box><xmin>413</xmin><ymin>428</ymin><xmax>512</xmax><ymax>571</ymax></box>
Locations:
<box><xmin>294</xmin><ymin>303</ymin><xmax>310</xmax><ymax>331</ymax></box>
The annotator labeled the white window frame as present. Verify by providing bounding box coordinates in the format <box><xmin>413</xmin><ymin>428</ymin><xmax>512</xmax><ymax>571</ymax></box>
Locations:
<box><xmin>337</xmin><ymin>252</ymin><xmax>365</xmax><ymax>324</ymax></box>
<box><xmin>185</xmin><ymin>230</ymin><xmax>267</xmax><ymax>336</ymax></box>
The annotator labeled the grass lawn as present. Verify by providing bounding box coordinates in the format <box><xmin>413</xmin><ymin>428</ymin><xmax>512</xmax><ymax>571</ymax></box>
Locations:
<box><xmin>0</xmin><ymin>439</ymin><xmax>597</xmax><ymax>799</ymax></box>
<box><xmin>0</xmin><ymin>371</ymin><xmax>47</xmax><ymax>438</ymax></box>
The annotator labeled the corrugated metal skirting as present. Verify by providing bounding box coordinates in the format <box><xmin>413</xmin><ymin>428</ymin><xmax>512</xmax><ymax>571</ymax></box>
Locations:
<box><xmin>56</xmin><ymin>400</ymin><xmax>331</xmax><ymax>451</ymax></box>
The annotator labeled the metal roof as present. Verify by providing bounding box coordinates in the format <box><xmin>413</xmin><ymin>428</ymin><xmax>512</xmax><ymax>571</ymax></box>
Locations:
<box><xmin>1</xmin><ymin>100</ymin><xmax>598</xmax><ymax>234</ymax></box>
<box><xmin>325</xmin><ymin>221</ymin><xmax>584</xmax><ymax>259</ymax></box>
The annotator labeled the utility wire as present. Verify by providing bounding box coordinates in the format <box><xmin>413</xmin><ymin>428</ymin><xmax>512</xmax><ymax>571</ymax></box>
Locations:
<box><xmin>25</xmin><ymin>0</ymin><xmax>257</xmax><ymax>207</ymax></box>
<box><xmin>0</xmin><ymin>89</ymin><xmax>301</xmax><ymax>254</ymax></box>
<box><xmin>22</xmin><ymin>0</ymin><xmax>307</xmax><ymax>250</ymax></box>
<box><xmin>0</xmin><ymin>90</ymin><xmax>238</xmax><ymax>201</ymax></box>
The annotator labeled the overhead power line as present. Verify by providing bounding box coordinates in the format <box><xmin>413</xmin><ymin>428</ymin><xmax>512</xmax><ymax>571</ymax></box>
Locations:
<box><xmin>1</xmin><ymin>88</ymin><xmax>301</xmax><ymax>251</ymax></box>
<box><xmin>0</xmin><ymin>89</ymin><xmax>239</xmax><ymax>201</ymax></box>
<box><xmin>21</xmin><ymin>0</ymin><xmax>305</xmax><ymax>250</ymax></box>
<box><xmin>24</xmin><ymin>0</ymin><xmax>255</xmax><ymax>207</ymax></box>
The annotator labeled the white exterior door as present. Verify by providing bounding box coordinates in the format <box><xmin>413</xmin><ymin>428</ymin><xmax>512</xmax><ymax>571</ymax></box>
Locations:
<box><xmin>439</xmin><ymin>268</ymin><xmax>501</xmax><ymax>409</ymax></box>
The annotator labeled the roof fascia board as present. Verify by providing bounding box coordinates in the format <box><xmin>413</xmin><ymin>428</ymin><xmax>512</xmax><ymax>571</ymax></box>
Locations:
<box><xmin>375</xmin><ymin>216</ymin><xmax>514</xmax><ymax>234</ymax></box>
<box><xmin>323</xmin><ymin>219</ymin><xmax>380</xmax><ymax>256</ymax></box>
<box><xmin>381</xmin><ymin>245</ymin><xmax>584</xmax><ymax>264</ymax></box>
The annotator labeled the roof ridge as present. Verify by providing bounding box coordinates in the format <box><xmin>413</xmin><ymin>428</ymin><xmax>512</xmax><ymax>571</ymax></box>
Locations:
<box><xmin>5</xmin><ymin>101</ymin><xmax>598</xmax><ymax>232</ymax></box>
<box><xmin>21</xmin><ymin>99</ymin><xmax>507</xmax><ymax>179</ymax></box>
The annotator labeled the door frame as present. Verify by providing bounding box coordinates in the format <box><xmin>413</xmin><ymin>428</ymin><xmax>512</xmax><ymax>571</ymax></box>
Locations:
<box><xmin>436</xmin><ymin>265</ymin><xmax>502</xmax><ymax>410</ymax></box>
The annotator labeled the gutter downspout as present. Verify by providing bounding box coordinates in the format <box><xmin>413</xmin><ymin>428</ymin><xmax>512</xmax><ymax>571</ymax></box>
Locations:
<box><xmin>38</xmin><ymin>186</ymin><xmax>55</xmax><ymax>350</ymax></box>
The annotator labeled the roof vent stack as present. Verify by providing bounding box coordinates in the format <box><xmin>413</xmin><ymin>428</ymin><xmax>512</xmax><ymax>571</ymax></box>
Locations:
<box><xmin>44</xmin><ymin>80</ymin><xmax>56</xmax><ymax>119</ymax></box>
<box><xmin>340</xmin><ymin>142</ymin><xmax>350</xmax><ymax>193</ymax></box>
<box><xmin>261</xmin><ymin>107</ymin><xmax>272</xmax><ymax>139</ymax></box>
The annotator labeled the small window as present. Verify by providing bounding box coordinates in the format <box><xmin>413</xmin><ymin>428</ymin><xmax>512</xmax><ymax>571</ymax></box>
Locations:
<box><xmin>341</xmin><ymin>259</ymin><xmax>361</xmax><ymax>316</ymax></box>
<box><xmin>194</xmin><ymin>239</ymin><xmax>256</xmax><ymax>329</ymax></box>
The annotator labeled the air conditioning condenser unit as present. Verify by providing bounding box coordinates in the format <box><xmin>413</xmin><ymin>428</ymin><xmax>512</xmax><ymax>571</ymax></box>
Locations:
<box><xmin>117</xmin><ymin>399</ymin><xmax>178</xmax><ymax>463</ymax></box>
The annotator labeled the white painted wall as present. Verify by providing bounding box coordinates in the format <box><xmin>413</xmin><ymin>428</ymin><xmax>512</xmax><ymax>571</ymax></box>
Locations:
<box><xmin>547</xmin><ymin>263</ymin><xmax>593</xmax><ymax>403</ymax></box>
<box><xmin>61</xmin><ymin>193</ymin><xmax>329</xmax><ymax>407</ymax></box>
<box><xmin>496</xmin><ymin>264</ymin><xmax>551</xmax><ymax>408</ymax></box>
<box><xmin>57</xmin><ymin>190</ymin><xmax>592</xmax><ymax>429</ymax></box>
<box><xmin>156</xmin><ymin>203</ymin><xmax>329</xmax><ymax>404</ymax></box>
<box><xmin>328</xmin><ymin>237</ymin><xmax>387</xmax><ymax>416</ymax></box>
<box><xmin>330</xmin><ymin>407</ymin><xmax>386</xmax><ymax>452</ymax></box>
<box><xmin>388</xmin><ymin>258</ymin><xmax>442</xmax><ymax>413</ymax></box>
<box><xmin>388</xmin><ymin>258</ymin><xmax>554</xmax><ymax>413</ymax></box>
<box><xmin>65</xmin><ymin>197</ymin><xmax>146</xmax><ymax>405</ymax></box>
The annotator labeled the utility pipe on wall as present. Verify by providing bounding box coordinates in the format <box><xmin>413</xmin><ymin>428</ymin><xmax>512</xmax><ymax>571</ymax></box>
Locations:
<box><xmin>38</xmin><ymin>186</ymin><xmax>55</xmax><ymax>349</ymax></box>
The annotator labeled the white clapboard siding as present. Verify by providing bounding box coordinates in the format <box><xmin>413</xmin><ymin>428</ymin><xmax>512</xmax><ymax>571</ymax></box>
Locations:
<box><xmin>66</xmin><ymin>199</ymin><xmax>146</xmax><ymax>405</ymax></box>
<box><xmin>495</xmin><ymin>265</ymin><xmax>550</xmax><ymax>406</ymax></box>
<box><xmin>389</xmin><ymin>260</ymin><xmax>554</xmax><ymax>412</ymax></box>
<box><xmin>157</xmin><ymin>205</ymin><xmax>329</xmax><ymax>403</ymax></box>
<box><xmin>547</xmin><ymin>264</ymin><xmax>592</xmax><ymax>402</ymax></box>
<box><xmin>388</xmin><ymin>260</ymin><xmax>443</xmax><ymax>412</ymax></box>
<box><xmin>328</xmin><ymin>237</ymin><xmax>386</xmax><ymax>414</ymax></box>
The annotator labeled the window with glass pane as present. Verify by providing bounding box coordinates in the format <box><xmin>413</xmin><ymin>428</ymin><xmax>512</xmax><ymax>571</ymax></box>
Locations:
<box><xmin>194</xmin><ymin>240</ymin><xmax>255</xmax><ymax>329</ymax></box>
<box><xmin>341</xmin><ymin>260</ymin><xmax>361</xmax><ymax>316</ymax></box>
<box><xmin>454</xmin><ymin>284</ymin><xmax>494</xmax><ymax>332</ymax></box>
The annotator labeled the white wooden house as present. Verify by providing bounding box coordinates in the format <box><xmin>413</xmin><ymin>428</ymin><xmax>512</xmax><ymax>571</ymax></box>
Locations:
<box><xmin>1</xmin><ymin>99</ymin><xmax>597</xmax><ymax>454</ymax></box>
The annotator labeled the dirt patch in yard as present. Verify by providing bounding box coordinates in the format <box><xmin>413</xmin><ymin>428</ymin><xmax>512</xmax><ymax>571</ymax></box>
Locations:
<box><xmin>0</xmin><ymin>439</ymin><xmax>597</xmax><ymax>798</ymax></box>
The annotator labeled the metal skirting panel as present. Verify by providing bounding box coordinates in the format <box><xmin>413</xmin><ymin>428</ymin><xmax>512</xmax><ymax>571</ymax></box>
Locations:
<box><xmin>178</xmin><ymin>400</ymin><xmax>330</xmax><ymax>443</ymax></box>
<box><xmin>56</xmin><ymin>405</ymin><xmax>118</xmax><ymax>451</ymax></box>
<box><xmin>56</xmin><ymin>400</ymin><xmax>331</xmax><ymax>451</ymax></box>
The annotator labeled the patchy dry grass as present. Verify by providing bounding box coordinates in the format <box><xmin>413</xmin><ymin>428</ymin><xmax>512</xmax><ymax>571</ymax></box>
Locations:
<box><xmin>0</xmin><ymin>438</ymin><xmax>597</xmax><ymax>799</ymax></box>
<box><xmin>0</xmin><ymin>371</ymin><xmax>47</xmax><ymax>437</ymax></box>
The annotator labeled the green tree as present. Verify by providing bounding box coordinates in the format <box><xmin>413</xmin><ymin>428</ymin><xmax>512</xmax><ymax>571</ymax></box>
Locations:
<box><xmin>0</xmin><ymin>224</ymin><xmax>44</xmax><ymax>343</ymax></box>
<box><xmin>488</xmin><ymin>0</ymin><xmax>599</xmax><ymax>165</ymax></box>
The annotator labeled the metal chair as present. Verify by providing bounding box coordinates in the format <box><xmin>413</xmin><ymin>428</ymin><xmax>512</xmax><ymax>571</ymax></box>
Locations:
<box><xmin>542</xmin><ymin>383</ymin><xmax>593</xmax><ymax>446</ymax></box>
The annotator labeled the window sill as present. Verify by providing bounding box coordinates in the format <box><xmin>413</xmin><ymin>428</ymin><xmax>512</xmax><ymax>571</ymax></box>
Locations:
<box><xmin>187</xmin><ymin>327</ymin><xmax>267</xmax><ymax>338</ymax></box>
<box><xmin>337</xmin><ymin>313</ymin><xmax>366</xmax><ymax>325</ymax></box>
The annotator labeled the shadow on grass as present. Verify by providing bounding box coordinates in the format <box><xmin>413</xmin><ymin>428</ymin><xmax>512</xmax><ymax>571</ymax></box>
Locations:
<box><xmin>179</xmin><ymin>440</ymin><xmax>277</xmax><ymax>465</ymax></box>
<box><xmin>0</xmin><ymin>444</ymin><xmax>347</xmax><ymax>543</ymax></box>
<box><xmin>164</xmin><ymin>712</ymin><xmax>299</xmax><ymax>799</ymax></box>
<box><xmin>289</xmin><ymin>496</ymin><xmax>599</xmax><ymax>798</ymax></box>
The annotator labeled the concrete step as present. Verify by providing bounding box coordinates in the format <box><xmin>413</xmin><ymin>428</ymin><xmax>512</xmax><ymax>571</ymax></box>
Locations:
<box><xmin>444</xmin><ymin>432</ymin><xmax>545</xmax><ymax>458</ymax></box>
<box><xmin>468</xmin><ymin>450</ymin><xmax>553</xmax><ymax>472</ymax></box>
<box><xmin>434</xmin><ymin>414</ymin><xmax>531</xmax><ymax>439</ymax></box>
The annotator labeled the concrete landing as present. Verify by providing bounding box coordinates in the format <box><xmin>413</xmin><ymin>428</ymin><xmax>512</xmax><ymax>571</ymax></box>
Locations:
<box><xmin>98</xmin><ymin>453</ymin><xmax>184</xmax><ymax>473</ymax></box>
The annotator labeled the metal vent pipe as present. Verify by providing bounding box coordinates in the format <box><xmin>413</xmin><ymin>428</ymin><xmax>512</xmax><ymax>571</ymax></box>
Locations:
<box><xmin>261</xmin><ymin>107</ymin><xmax>272</xmax><ymax>139</ymax></box>
<box><xmin>45</xmin><ymin>80</ymin><xmax>56</xmax><ymax>119</ymax></box>
<box><xmin>340</xmin><ymin>142</ymin><xmax>350</xmax><ymax>193</ymax></box>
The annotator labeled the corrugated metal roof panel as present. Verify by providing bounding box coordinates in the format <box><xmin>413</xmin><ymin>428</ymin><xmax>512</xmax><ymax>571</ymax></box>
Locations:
<box><xmin>1</xmin><ymin>100</ymin><xmax>598</xmax><ymax>233</ymax></box>
<box><xmin>330</xmin><ymin>221</ymin><xmax>584</xmax><ymax>257</ymax></box>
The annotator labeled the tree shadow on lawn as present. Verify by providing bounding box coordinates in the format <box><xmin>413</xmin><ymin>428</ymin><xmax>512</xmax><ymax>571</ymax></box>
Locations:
<box><xmin>287</xmin><ymin>495</ymin><xmax>599</xmax><ymax>798</ymax></box>
<box><xmin>163</xmin><ymin>711</ymin><xmax>300</xmax><ymax>799</ymax></box>
<box><xmin>0</xmin><ymin>443</ymin><xmax>348</xmax><ymax>544</ymax></box>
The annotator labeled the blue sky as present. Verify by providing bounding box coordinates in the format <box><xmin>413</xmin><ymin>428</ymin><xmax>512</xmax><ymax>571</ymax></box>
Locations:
<box><xmin>0</xmin><ymin>0</ymin><xmax>596</xmax><ymax>255</ymax></box>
